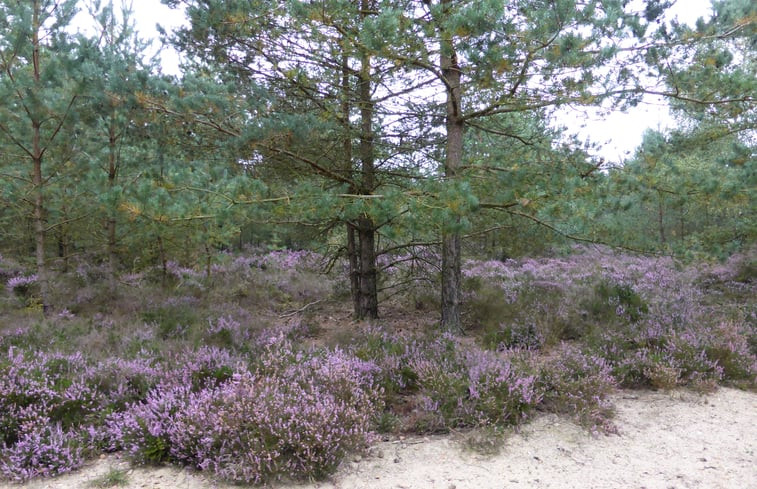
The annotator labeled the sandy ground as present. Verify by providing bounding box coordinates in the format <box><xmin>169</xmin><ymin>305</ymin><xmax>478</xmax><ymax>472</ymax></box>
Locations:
<box><xmin>3</xmin><ymin>388</ymin><xmax>755</xmax><ymax>489</ymax></box>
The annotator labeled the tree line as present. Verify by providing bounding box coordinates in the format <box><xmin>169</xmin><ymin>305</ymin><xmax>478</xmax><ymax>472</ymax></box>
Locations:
<box><xmin>1</xmin><ymin>0</ymin><xmax>754</xmax><ymax>325</ymax></box>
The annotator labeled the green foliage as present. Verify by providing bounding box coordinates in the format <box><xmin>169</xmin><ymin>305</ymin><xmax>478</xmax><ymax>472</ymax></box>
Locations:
<box><xmin>88</xmin><ymin>468</ymin><xmax>129</xmax><ymax>488</ymax></box>
<box><xmin>140</xmin><ymin>306</ymin><xmax>199</xmax><ymax>340</ymax></box>
<box><xmin>0</xmin><ymin>0</ymin><xmax>751</xmax><ymax>329</ymax></box>
<box><xmin>588</xmin><ymin>281</ymin><xmax>648</xmax><ymax>323</ymax></box>
<box><xmin>577</xmin><ymin>130</ymin><xmax>755</xmax><ymax>258</ymax></box>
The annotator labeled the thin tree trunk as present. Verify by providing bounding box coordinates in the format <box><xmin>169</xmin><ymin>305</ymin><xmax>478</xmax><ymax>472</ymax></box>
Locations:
<box><xmin>658</xmin><ymin>191</ymin><xmax>666</xmax><ymax>245</ymax></box>
<box><xmin>340</xmin><ymin>33</ymin><xmax>364</xmax><ymax>318</ymax></box>
<box><xmin>439</xmin><ymin>0</ymin><xmax>464</xmax><ymax>332</ymax></box>
<box><xmin>31</xmin><ymin>0</ymin><xmax>50</xmax><ymax>312</ymax></box>
<box><xmin>57</xmin><ymin>212</ymin><xmax>69</xmax><ymax>273</ymax></box>
<box><xmin>347</xmin><ymin>223</ymin><xmax>361</xmax><ymax>315</ymax></box>
<box><xmin>107</xmin><ymin>114</ymin><xmax>119</xmax><ymax>293</ymax></box>
<box><xmin>355</xmin><ymin>0</ymin><xmax>378</xmax><ymax>319</ymax></box>
<box><xmin>157</xmin><ymin>235</ymin><xmax>167</xmax><ymax>286</ymax></box>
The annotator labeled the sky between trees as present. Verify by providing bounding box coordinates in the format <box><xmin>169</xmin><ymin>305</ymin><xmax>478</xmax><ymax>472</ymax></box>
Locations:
<box><xmin>71</xmin><ymin>0</ymin><xmax>715</xmax><ymax>161</ymax></box>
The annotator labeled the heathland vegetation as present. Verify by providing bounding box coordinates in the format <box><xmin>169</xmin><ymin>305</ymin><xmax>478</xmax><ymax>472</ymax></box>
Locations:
<box><xmin>0</xmin><ymin>0</ymin><xmax>755</xmax><ymax>485</ymax></box>
<box><xmin>1</xmin><ymin>247</ymin><xmax>754</xmax><ymax>483</ymax></box>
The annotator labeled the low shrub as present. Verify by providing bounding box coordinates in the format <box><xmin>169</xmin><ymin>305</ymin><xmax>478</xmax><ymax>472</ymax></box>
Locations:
<box><xmin>140</xmin><ymin>304</ymin><xmax>199</xmax><ymax>340</ymax></box>
<box><xmin>5</xmin><ymin>274</ymin><xmax>38</xmax><ymax>300</ymax></box>
<box><xmin>107</xmin><ymin>339</ymin><xmax>383</xmax><ymax>484</ymax></box>
<box><xmin>349</xmin><ymin>327</ymin><xmax>541</xmax><ymax>433</ymax></box>
<box><xmin>404</xmin><ymin>334</ymin><xmax>541</xmax><ymax>432</ymax></box>
<box><xmin>586</xmin><ymin>280</ymin><xmax>648</xmax><ymax>323</ymax></box>
<box><xmin>538</xmin><ymin>344</ymin><xmax>618</xmax><ymax>434</ymax></box>
<box><xmin>0</xmin><ymin>423</ymin><xmax>84</xmax><ymax>481</ymax></box>
<box><xmin>590</xmin><ymin>318</ymin><xmax>756</xmax><ymax>390</ymax></box>
<box><xmin>349</xmin><ymin>326</ymin><xmax>419</xmax><ymax>398</ymax></box>
<box><xmin>481</xmin><ymin>320</ymin><xmax>544</xmax><ymax>351</ymax></box>
<box><xmin>0</xmin><ymin>350</ymin><xmax>99</xmax><ymax>480</ymax></box>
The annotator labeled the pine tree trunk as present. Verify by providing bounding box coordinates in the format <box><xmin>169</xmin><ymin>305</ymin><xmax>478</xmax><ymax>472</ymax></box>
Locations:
<box><xmin>441</xmin><ymin>230</ymin><xmax>462</xmax><ymax>331</ymax></box>
<box><xmin>355</xmin><ymin>2</ymin><xmax>379</xmax><ymax>320</ymax></box>
<box><xmin>33</xmin><ymin>136</ymin><xmax>49</xmax><ymax>312</ymax></box>
<box><xmin>107</xmin><ymin>116</ymin><xmax>119</xmax><ymax>293</ymax></box>
<box><xmin>340</xmin><ymin>34</ymin><xmax>365</xmax><ymax>319</ymax></box>
<box><xmin>658</xmin><ymin>191</ymin><xmax>666</xmax><ymax>245</ymax></box>
<box><xmin>31</xmin><ymin>1</ymin><xmax>50</xmax><ymax>313</ymax></box>
<box><xmin>347</xmin><ymin>223</ymin><xmax>361</xmax><ymax>316</ymax></box>
<box><xmin>357</xmin><ymin>217</ymin><xmax>378</xmax><ymax>319</ymax></box>
<box><xmin>439</xmin><ymin>0</ymin><xmax>464</xmax><ymax>332</ymax></box>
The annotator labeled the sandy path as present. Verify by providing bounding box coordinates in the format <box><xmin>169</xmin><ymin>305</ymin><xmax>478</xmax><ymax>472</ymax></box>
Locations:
<box><xmin>4</xmin><ymin>388</ymin><xmax>755</xmax><ymax>489</ymax></box>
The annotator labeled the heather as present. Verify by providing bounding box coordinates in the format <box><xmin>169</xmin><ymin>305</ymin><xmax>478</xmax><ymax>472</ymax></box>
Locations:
<box><xmin>1</xmin><ymin>247</ymin><xmax>755</xmax><ymax>483</ymax></box>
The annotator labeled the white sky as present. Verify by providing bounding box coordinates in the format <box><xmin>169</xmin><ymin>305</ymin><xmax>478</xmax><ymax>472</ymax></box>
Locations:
<box><xmin>73</xmin><ymin>0</ymin><xmax>714</xmax><ymax>162</ymax></box>
<box><xmin>557</xmin><ymin>0</ymin><xmax>714</xmax><ymax>161</ymax></box>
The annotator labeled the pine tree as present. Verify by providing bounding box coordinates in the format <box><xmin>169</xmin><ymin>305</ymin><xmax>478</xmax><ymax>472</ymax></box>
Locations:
<box><xmin>0</xmin><ymin>0</ymin><xmax>80</xmax><ymax>311</ymax></box>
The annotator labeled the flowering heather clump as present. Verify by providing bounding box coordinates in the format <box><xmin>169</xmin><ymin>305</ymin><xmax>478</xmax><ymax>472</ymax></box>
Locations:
<box><xmin>73</xmin><ymin>261</ymin><xmax>110</xmax><ymax>284</ymax></box>
<box><xmin>349</xmin><ymin>326</ymin><xmax>420</xmax><ymax>397</ymax></box>
<box><xmin>702</xmin><ymin>321</ymin><xmax>757</xmax><ymax>387</ymax></box>
<box><xmin>171</xmin><ymin>369</ymin><xmax>378</xmax><ymax>483</ymax></box>
<box><xmin>219</xmin><ymin>248</ymin><xmax>323</xmax><ymax>274</ymax></box>
<box><xmin>0</xmin><ymin>423</ymin><xmax>84</xmax><ymax>481</ymax></box>
<box><xmin>90</xmin><ymin>357</ymin><xmax>163</xmax><ymax>413</ymax></box>
<box><xmin>209</xmin><ymin>248</ymin><xmax>334</xmax><ymax>307</ymax></box>
<box><xmin>461</xmin><ymin>248</ymin><xmax>669</xmax><ymax>345</ymax></box>
<box><xmin>0</xmin><ymin>349</ymin><xmax>100</xmax><ymax>480</ymax></box>
<box><xmin>5</xmin><ymin>274</ymin><xmax>38</xmax><ymax>297</ymax></box>
<box><xmin>204</xmin><ymin>316</ymin><xmax>251</xmax><ymax>348</ymax></box>
<box><xmin>0</xmin><ymin>350</ymin><xmax>98</xmax><ymax>441</ymax></box>
<box><xmin>460</xmin><ymin>246</ymin><xmax>755</xmax><ymax>388</ymax></box>
<box><xmin>105</xmin><ymin>383</ymin><xmax>191</xmax><ymax>463</ymax></box>
<box><xmin>107</xmin><ymin>340</ymin><xmax>383</xmax><ymax>484</ymax></box>
<box><xmin>538</xmin><ymin>344</ymin><xmax>618</xmax><ymax>435</ymax></box>
<box><xmin>163</xmin><ymin>346</ymin><xmax>241</xmax><ymax>392</ymax></box>
<box><xmin>349</xmin><ymin>327</ymin><xmax>541</xmax><ymax>432</ymax></box>
<box><xmin>591</xmin><ymin>319</ymin><xmax>745</xmax><ymax>389</ymax></box>
<box><xmin>255</xmin><ymin>249</ymin><xmax>323</xmax><ymax>271</ymax></box>
<box><xmin>164</xmin><ymin>261</ymin><xmax>205</xmax><ymax>291</ymax></box>
<box><xmin>254</xmin><ymin>321</ymin><xmax>321</xmax><ymax>348</ymax></box>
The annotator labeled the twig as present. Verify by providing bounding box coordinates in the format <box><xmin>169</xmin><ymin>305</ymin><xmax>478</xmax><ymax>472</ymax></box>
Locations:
<box><xmin>279</xmin><ymin>299</ymin><xmax>328</xmax><ymax>318</ymax></box>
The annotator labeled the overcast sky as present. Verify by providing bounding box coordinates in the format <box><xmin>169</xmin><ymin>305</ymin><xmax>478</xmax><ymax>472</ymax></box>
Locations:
<box><xmin>74</xmin><ymin>0</ymin><xmax>714</xmax><ymax>162</ymax></box>
<box><xmin>554</xmin><ymin>0</ymin><xmax>714</xmax><ymax>161</ymax></box>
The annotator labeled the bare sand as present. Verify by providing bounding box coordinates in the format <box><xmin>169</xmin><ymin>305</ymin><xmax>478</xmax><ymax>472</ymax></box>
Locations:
<box><xmin>4</xmin><ymin>388</ymin><xmax>755</xmax><ymax>489</ymax></box>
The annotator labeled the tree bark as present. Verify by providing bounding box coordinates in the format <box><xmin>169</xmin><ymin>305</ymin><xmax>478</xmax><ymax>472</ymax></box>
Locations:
<box><xmin>31</xmin><ymin>0</ymin><xmax>50</xmax><ymax>312</ymax></box>
<box><xmin>357</xmin><ymin>217</ymin><xmax>378</xmax><ymax>318</ymax></box>
<box><xmin>347</xmin><ymin>223</ymin><xmax>361</xmax><ymax>315</ymax></box>
<box><xmin>340</xmin><ymin>33</ymin><xmax>365</xmax><ymax>318</ymax></box>
<box><xmin>439</xmin><ymin>0</ymin><xmax>464</xmax><ymax>332</ymax></box>
<box><xmin>657</xmin><ymin>190</ymin><xmax>666</xmax><ymax>245</ymax></box>
<box><xmin>354</xmin><ymin>0</ymin><xmax>379</xmax><ymax>319</ymax></box>
<box><xmin>107</xmin><ymin>114</ymin><xmax>119</xmax><ymax>293</ymax></box>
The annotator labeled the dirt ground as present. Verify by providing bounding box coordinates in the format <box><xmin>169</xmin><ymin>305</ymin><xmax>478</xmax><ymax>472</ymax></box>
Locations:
<box><xmin>4</xmin><ymin>387</ymin><xmax>755</xmax><ymax>489</ymax></box>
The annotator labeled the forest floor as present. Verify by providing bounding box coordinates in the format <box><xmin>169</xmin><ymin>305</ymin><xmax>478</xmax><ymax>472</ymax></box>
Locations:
<box><xmin>5</xmin><ymin>387</ymin><xmax>755</xmax><ymax>489</ymax></box>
